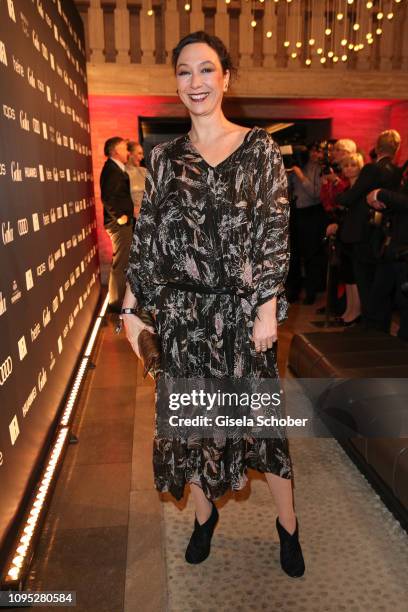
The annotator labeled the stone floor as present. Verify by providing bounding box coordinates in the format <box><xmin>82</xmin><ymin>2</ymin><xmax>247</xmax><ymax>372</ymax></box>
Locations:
<box><xmin>24</xmin><ymin>300</ymin><xmax>408</xmax><ymax>612</ymax></box>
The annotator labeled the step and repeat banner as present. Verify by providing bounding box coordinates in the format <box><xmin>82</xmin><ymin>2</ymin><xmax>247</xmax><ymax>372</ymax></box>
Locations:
<box><xmin>0</xmin><ymin>0</ymin><xmax>100</xmax><ymax>561</ymax></box>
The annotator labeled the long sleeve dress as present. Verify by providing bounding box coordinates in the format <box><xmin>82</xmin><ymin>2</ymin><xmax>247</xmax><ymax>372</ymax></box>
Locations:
<box><xmin>126</xmin><ymin>126</ymin><xmax>293</xmax><ymax>501</ymax></box>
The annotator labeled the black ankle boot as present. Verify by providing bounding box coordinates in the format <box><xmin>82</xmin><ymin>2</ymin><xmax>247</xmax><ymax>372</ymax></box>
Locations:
<box><xmin>276</xmin><ymin>516</ymin><xmax>305</xmax><ymax>577</ymax></box>
<box><xmin>185</xmin><ymin>501</ymin><xmax>219</xmax><ymax>564</ymax></box>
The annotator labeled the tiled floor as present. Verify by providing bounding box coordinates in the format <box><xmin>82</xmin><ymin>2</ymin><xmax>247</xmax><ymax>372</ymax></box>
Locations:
<box><xmin>24</xmin><ymin>301</ymin><xmax>408</xmax><ymax>612</ymax></box>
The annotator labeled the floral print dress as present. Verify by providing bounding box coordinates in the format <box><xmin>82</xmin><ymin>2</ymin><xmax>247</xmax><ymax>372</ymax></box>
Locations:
<box><xmin>127</xmin><ymin>126</ymin><xmax>293</xmax><ymax>501</ymax></box>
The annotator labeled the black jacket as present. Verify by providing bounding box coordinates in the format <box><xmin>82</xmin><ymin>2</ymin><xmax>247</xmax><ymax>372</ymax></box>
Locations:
<box><xmin>100</xmin><ymin>158</ymin><xmax>134</xmax><ymax>227</ymax></box>
<box><xmin>377</xmin><ymin>183</ymin><xmax>408</xmax><ymax>256</ymax></box>
<box><xmin>336</xmin><ymin>157</ymin><xmax>401</xmax><ymax>245</ymax></box>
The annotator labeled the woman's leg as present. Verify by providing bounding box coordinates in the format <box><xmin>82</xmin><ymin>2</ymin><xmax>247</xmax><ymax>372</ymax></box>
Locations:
<box><xmin>341</xmin><ymin>284</ymin><xmax>353</xmax><ymax>320</ymax></box>
<box><xmin>190</xmin><ymin>483</ymin><xmax>213</xmax><ymax>524</ymax></box>
<box><xmin>265</xmin><ymin>473</ymin><xmax>296</xmax><ymax>534</ymax></box>
<box><xmin>343</xmin><ymin>283</ymin><xmax>361</xmax><ymax>322</ymax></box>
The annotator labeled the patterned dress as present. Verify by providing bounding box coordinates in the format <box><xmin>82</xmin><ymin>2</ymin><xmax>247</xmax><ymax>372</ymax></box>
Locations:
<box><xmin>127</xmin><ymin>126</ymin><xmax>293</xmax><ymax>501</ymax></box>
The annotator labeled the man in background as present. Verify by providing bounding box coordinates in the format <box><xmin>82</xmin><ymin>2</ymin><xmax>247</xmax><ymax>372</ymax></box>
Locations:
<box><xmin>100</xmin><ymin>137</ymin><xmax>134</xmax><ymax>313</ymax></box>
<box><xmin>336</xmin><ymin>130</ymin><xmax>402</xmax><ymax>324</ymax></box>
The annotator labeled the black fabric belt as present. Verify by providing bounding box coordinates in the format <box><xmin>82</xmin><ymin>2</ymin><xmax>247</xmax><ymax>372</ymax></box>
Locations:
<box><xmin>165</xmin><ymin>281</ymin><xmax>253</xmax><ymax>297</ymax></box>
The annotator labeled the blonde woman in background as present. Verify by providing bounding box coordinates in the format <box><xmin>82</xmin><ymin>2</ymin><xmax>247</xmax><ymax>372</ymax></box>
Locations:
<box><xmin>325</xmin><ymin>152</ymin><xmax>364</xmax><ymax>325</ymax></box>
<box><xmin>126</xmin><ymin>141</ymin><xmax>147</xmax><ymax>219</ymax></box>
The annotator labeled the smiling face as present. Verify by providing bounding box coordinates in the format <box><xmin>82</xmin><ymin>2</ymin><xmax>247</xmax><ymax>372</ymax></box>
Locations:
<box><xmin>175</xmin><ymin>42</ymin><xmax>229</xmax><ymax>117</ymax></box>
<box><xmin>341</xmin><ymin>158</ymin><xmax>361</xmax><ymax>180</ymax></box>
<box><xmin>129</xmin><ymin>144</ymin><xmax>144</xmax><ymax>166</ymax></box>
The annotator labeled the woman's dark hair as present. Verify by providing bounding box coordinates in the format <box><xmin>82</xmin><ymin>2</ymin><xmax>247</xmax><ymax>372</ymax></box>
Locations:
<box><xmin>171</xmin><ymin>30</ymin><xmax>236</xmax><ymax>78</ymax></box>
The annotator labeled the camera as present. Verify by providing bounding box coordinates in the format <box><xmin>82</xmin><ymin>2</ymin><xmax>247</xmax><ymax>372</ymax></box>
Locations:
<box><xmin>279</xmin><ymin>144</ymin><xmax>308</xmax><ymax>171</ymax></box>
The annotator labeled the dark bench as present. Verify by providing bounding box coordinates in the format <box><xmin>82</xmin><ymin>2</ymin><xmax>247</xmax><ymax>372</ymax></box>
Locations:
<box><xmin>288</xmin><ymin>328</ymin><xmax>408</xmax><ymax>530</ymax></box>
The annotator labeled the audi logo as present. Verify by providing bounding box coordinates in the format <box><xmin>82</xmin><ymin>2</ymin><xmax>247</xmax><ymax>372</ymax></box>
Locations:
<box><xmin>0</xmin><ymin>356</ymin><xmax>13</xmax><ymax>386</ymax></box>
<box><xmin>18</xmin><ymin>218</ymin><xmax>29</xmax><ymax>235</ymax></box>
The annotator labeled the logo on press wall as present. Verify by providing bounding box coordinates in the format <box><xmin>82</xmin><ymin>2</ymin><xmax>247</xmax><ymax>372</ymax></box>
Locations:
<box><xmin>18</xmin><ymin>218</ymin><xmax>29</xmax><ymax>236</ymax></box>
<box><xmin>9</xmin><ymin>415</ymin><xmax>20</xmax><ymax>446</ymax></box>
<box><xmin>0</xmin><ymin>41</ymin><xmax>8</xmax><ymax>67</ymax></box>
<box><xmin>32</xmin><ymin>213</ymin><xmax>40</xmax><ymax>231</ymax></box>
<box><xmin>11</xmin><ymin>280</ymin><xmax>21</xmax><ymax>304</ymax></box>
<box><xmin>2</xmin><ymin>222</ymin><xmax>14</xmax><ymax>245</ymax></box>
<box><xmin>0</xmin><ymin>292</ymin><xmax>6</xmax><ymax>316</ymax></box>
<box><xmin>38</xmin><ymin>367</ymin><xmax>47</xmax><ymax>392</ymax></box>
<box><xmin>7</xmin><ymin>0</ymin><xmax>16</xmax><ymax>22</ymax></box>
<box><xmin>25</xmin><ymin>269</ymin><xmax>34</xmax><ymax>290</ymax></box>
<box><xmin>10</xmin><ymin>161</ymin><xmax>22</xmax><ymax>182</ymax></box>
<box><xmin>42</xmin><ymin>306</ymin><xmax>51</xmax><ymax>327</ymax></box>
<box><xmin>0</xmin><ymin>356</ymin><xmax>13</xmax><ymax>386</ymax></box>
<box><xmin>3</xmin><ymin>104</ymin><xmax>15</xmax><ymax>120</ymax></box>
<box><xmin>18</xmin><ymin>335</ymin><xmax>27</xmax><ymax>360</ymax></box>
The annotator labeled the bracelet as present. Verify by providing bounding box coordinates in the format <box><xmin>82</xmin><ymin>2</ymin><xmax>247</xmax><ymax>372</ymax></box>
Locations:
<box><xmin>120</xmin><ymin>308</ymin><xmax>138</xmax><ymax>315</ymax></box>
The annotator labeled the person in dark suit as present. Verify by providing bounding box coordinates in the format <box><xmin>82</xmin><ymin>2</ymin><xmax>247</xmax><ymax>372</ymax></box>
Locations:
<box><xmin>366</xmin><ymin>179</ymin><xmax>408</xmax><ymax>340</ymax></box>
<box><xmin>100</xmin><ymin>136</ymin><xmax>134</xmax><ymax>313</ymax></box>
<box><xmin>335</xmin><ymin>130</ymin><xmax>402</xmax><ymax>323</ymax></box>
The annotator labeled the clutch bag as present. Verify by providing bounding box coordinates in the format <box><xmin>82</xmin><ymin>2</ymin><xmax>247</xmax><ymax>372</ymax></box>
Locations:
<box><xmin>135</xmin><ymin>308</ymin><xmax>161</xmax><ymax>379</ymax></box>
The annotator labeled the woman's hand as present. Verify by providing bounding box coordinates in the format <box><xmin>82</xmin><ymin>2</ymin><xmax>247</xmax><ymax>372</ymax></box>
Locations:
<box><xmin>292</xmin><ymin>166</ymin><xmax>305</xmax><ymax>182</ymax></box>
<box><xmin>252</xmin><ymin>298</ymin><xmax>277</xmax><ymax>353</ymax></box>
<box><xmin>122</xmin><ymin>314</ymin><xmax>155</xmax><ymax>358</ymax></box>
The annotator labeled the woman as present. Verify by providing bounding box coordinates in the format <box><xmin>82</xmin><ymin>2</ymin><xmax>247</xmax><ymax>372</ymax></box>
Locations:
<box><xmin>121</xmin><ymin>31</ymin><xmax>305</xmax><ymax>577</ymax></box>
<box><xmin>125</xmin><ymin>140</ymin><xmax>147</xmax><ymax>219</ymax></box>
<box><xmin>324</xmin><ymin>152</ymin><xmax>364</xmax><ymax>325</ymax></box>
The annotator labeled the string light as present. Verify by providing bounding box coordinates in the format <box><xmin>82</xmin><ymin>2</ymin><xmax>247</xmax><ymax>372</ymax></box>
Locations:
<box><xmin>147</xmin><ymin>8</ymin><xmax>153</xmax><ymax>16</ymax></box>
<box><xmin>184</xmin><ymin>3</ymin><xmax>190</xmax><ymax>11</ymax></box>
<box><xmin>251</xmin><ymin>0</ymin><xmax>397</xmax><ymax>65</ymax></box>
